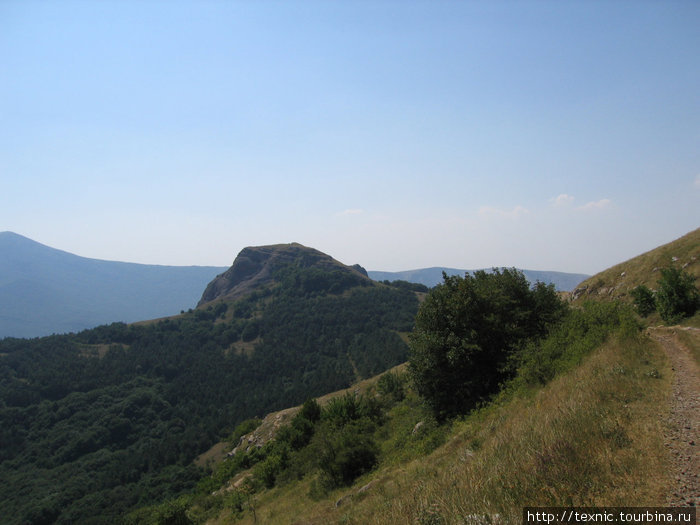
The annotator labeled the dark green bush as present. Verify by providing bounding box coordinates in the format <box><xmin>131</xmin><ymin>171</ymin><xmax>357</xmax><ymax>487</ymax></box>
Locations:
<box><xmin>155</xmin><ymin>497</ymin><xmax>193</xmax><ymax>525</ymax></box>
<box><xmin>253</xmin><ymin>449</ymin><xmax>288</xmax><ymax>488</ymax></box>
<box><xmin>316</xmin><ymin>421</ymin><xmax>379</xmax><ymax>488</ymax></box>
<box><xmin>377</xmin><ymin>370</ymin><xmax>405</xmax><ymax>403</ymax></box>
<box><xmin>630</xmin><ymin>285</ymin><xmax>656</xmax><ymax>317</ymax></box>
<box><xmin>276</xmin><ymin>416</ymin><xmax>314</xmax><ymax>451</ymax></box>
<box><xmin>241</xmin><ymin>321</ymin><xmax>259</xmax><ymax>342</ymax></box>
<box><xmin>655</xmin><ymin>267</ymin><xmax>699</xmax><ymax>324</ymax></box>
<box><xmin>322</xmin><ymin>393</ymin><xmax>382</xmax><ymax>427</ymax></box>
<box><xmin>298</xmin><ymin>398</ymin><xmax>321</xmax><ymax>423</ymax></box>
<box><xmin>125</xmin><ymin>496</ymin><xmax>193</xmax><ymax>525</ymax></box>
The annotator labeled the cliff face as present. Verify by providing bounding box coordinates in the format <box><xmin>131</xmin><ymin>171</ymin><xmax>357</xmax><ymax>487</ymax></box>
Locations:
<box><xmin>197</xmin><ymin>243</ymin><xmax>370</xmax><ymax>306</ymax></box>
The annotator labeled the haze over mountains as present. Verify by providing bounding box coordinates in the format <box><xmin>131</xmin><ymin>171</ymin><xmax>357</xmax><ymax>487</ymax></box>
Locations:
<box><xmin>0</xmin><ymin>232</ymin><xmax>226</xmax><ymax>338</ymax></box>
<box><xmin>368</xmin><ymin>268</ymin><xmax>589</xmax><ymax>291</ymax></box>
<box><xmin>0</xmin><ymin>232</ymin><xmax>589</xmax><ymax>338</ymax></box>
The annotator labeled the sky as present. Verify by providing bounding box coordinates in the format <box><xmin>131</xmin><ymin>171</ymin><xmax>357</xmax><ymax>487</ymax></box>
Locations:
<box><xmin>1</xmin><ymin>1</ymin><xmax>698</xmax><ymax>275</ymax></box>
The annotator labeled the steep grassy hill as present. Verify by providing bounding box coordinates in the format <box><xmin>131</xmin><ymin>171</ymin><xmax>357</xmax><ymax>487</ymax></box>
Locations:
<box><xmin>0</xmin><ymin>243</ymin><xmax>420</xmax><ymax>524</ymax></box>
<box><xmin>571</xmin><ymin>227</ymin><xmax>699</xmax><ymax>304</ymax></box>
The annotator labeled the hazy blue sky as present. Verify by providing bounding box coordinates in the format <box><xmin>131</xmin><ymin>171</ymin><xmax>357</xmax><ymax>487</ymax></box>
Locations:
<box><xmin>1</xmin><ymin>1</ymin><xmax>698</xmax><ymax>274</ymax></box>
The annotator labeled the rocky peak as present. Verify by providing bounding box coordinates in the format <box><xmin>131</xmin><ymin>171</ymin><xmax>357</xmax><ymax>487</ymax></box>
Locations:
<box><xmin>197</xmin><ymin>243</ymin><xmax>370</xmax><ymax>306</ymax></box>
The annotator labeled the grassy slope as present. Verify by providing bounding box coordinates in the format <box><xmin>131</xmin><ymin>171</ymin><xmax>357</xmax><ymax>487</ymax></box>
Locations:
<box><xmin>203</xmin><ymin>330</ymin><xmax>670</xmax><ymax>525</ymax></box>
<box><xmin>572</xmin><ymin>227</ymin><xmax>699</xmax><ymax>304</ymax></box>
<box><xmin>192</xmin><ymin>363</ymin><xmax>409</xmax><ymax>471</ymax></box>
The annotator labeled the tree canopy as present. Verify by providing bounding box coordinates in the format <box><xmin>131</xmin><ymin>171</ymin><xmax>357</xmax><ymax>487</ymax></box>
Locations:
<box><xmin>408</xmin><ymin>268</ymin><xmax>567</xmax><ymax>420</ymax></box>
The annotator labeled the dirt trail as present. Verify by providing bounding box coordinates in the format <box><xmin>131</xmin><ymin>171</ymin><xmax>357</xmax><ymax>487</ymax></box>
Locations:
<box><xmin>648</xmin><ymin>327</ymin><xmax>699</xmax><ymax>507</ymax></box>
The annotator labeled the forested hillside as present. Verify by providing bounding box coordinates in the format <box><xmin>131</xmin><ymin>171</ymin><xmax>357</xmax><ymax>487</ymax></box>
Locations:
<box><xmin>132</xmin><ymin>267</ymin><xmax>686</xmax><ymax>524</ymax></box>
<box><xmin>0</xmin><ymin>244</ymin><xmax>420</xmax><ymax>524</ymax></box>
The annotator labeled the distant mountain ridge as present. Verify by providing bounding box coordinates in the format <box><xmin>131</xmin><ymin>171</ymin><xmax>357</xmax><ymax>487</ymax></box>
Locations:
<box><xmin>0</xmin><ymin>232</ymin><xmax>226</xmax><ymax>338</ymax></box>
<box><xmin>0</xmin><ymin>232</ymin><xmax>589</xmax><ymax>338</ymax></box>
<box><xmin>368</xmin><ymin>267</ymin><xmax>589</xmax><ymax>291</ymax></box>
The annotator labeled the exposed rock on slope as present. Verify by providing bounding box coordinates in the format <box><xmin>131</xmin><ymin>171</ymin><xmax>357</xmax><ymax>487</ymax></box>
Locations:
<box><xmin>198</xmin><ymin>243</ymin><xmax>370</xmax><ymax>306</ymax></box>
<box><xmin>229</xmin><ymin>406</ymin><xmax>301</xmax><ymax>458</ymax></box>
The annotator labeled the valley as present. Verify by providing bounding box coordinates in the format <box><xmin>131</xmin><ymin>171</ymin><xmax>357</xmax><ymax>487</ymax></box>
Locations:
<box><xmin>4</xmin><ymin>4</ymin><xmax>697</xmax><ymax>524</ymax></box>
<box><xmin>0</xmin><ymin>229</ymin><xmax>698</xmax><ymax>524</ymax></box>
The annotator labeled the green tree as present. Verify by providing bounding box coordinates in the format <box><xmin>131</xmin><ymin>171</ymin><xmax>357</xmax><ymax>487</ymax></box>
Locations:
<box><xmin>408</xmin><ymin>269</ymin><xmax>566</xmax><ymax>420</ymax></box>
<box><xmin>630</xmin><ymin>284</ymin><xmax>656</xmax><ymax>317</ymax></box>
<box><xmin>298</xmin><ymin>398</ymin><xmax>321</xmax><ymax>423</ymax></box>
<box><xmin>315</xmin><ymin>421</ymin><xmax>378</xmax><ymax>488</ymax></box>
<box><xmin>156</xmin><ymin>497</ymin><xmax>193</xmax><ymax>525</ymax></box>
<box><xmin>655</xmin><ymin>267</ymin><xmax>699</xmax><ymax>323</ymax></box>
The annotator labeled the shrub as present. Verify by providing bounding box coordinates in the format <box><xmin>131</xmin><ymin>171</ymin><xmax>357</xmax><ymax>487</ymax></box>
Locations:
<box><xmin>655</xmin><ymin>267</ymin><xmax>699</xmax><ymax>324</ymax></box>
<box><xmin>276</xmin><ymin>416</ymin><xmax>315</xmax><ymax>451</ymax></box>
<box><xmin>516</xmin><ymin>301</ymin><xmax>638</xmax><ymax>386</ymax></box>
<box><xmin>254</xmin><ymin>449</ymin><xmax>288</xmax><ymax>488</ymax></box>
<box><xmin>125</xmin><ymin>496</ymin><xmax>193</xmax><ymax>525</ymax></box>
<box><xmin>155</xmin><ymin>497</ymin><xmax>193</xmax><ymax>525</ymax></box>
<box><xmin>377</xmin><ymin>370</ymin><xmax>405</xmax><ymax>403</ymax></box>
<box><xmin>316</xmin><ymin>421</ymin><xmax>379</xmax><ymax>488</ymax></box>
<box><xmin>322</xmin><ymin>393</ymin><xmax>381</xmax><ymax>427</ymax></box>
<box><xmin>298</xmin><ymin>398</ymin><xmax>321</xmax><ymax>423</ymax></box>
<box><xmin>241</xmin><ymin>321</ymin><xmax>259</xmax><ymax>342</ymax></box>
<box><xmin>630</xmin><ymin>285</ymin><xmax>656</xmax><ymax>317</ymax></box>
